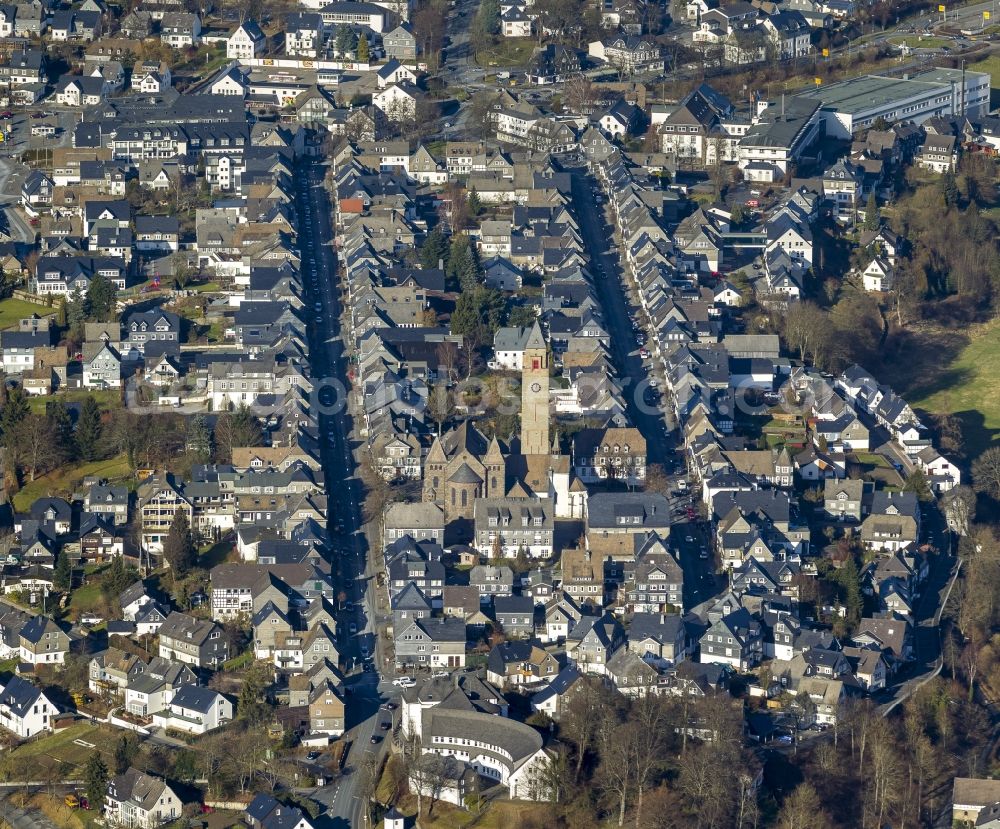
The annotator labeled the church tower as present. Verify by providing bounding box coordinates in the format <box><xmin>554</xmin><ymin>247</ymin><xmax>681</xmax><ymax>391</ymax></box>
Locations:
<box><xmin>520</xmin><ymin>321</ymin><xmax>550</xmax><ymax>457</ymax></box>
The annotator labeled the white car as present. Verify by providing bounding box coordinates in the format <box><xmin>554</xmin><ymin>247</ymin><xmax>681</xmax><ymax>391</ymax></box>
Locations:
<box><xmin>393</xmin><ymin>677</ymin><xmax>416</xmax><ymax>688</ymax></box>
<box><xmin>432</xmin><ymin>671</ymin><xmax>450</xmax><ymax>679</ymax></box>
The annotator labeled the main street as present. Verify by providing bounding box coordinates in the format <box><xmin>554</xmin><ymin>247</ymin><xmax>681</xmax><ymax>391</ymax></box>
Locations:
<box><xmin>567</xmin><ymin>166</ymin><xmax>722</xmax><ymax>608</ymax></box>
<box><xmin>296</xmin><ymin>161</ymin><xmax>393</xmax><ymax>829</ymax></box>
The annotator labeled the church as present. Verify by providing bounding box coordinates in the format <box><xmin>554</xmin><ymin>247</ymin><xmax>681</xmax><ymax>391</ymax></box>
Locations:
<box><xmin>421</xmin><ymin>322</ymin><xmax>587</xmax><ymax>539</ymax></box>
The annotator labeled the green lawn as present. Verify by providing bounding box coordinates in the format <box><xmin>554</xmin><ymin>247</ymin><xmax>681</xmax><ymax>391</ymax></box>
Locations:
<box><xmin>13</xmin><ymin>455</ymin><xmax>131</xmax><ymax>512</ymax></box>
<box><xmin>971</xmin><ymin>54</ymin><xmax>1000</xmax><ymax>108</ymax></box>
<box><xmin>853</xmin><ymin>452</ymin><xmax>891</xmax><ymax>468</ymax></box>
<box><xmin>67</xmin><ymin>581</ymin><xmax>105</xmax><ymax>614</ymax></box>
<box><xmin>27</xmin><ymin>388</ymin><xmax>121</xmax><ymax>415</ymax></box>
<box><xmin>0</xmin><ymin>298</ymin><xmax>54</xmax><ymax>331</ymax></box>
<box><xmin>891</xmin><ymin>35</ymin><xmax>951</xmax><ymax>49</ymax></box>
<box><xmin>475</xmin><ymin>37</ymin><xmax>536</xmax><ymax>68</ymax></box>
<box><xmin>199</xmin><ymin>538</ymin><xmax>234</xmax><ymax>568</ymax></box>
<box><xmin>907</xmin><ymin>319</ymin><xmax>1000</xmax><ymax>459</ymax></box>
<box><xmin>0</xmin><ymin>722</ymin><xmax>120</xmax><ymax>780</ymax></box>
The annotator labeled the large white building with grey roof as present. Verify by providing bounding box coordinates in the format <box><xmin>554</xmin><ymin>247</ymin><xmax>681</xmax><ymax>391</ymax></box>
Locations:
<box><xmin>418</xmin><ymin>707</ymin><xmax>553</xmax><ymax>800</ymax></box>
<box><xmin>737</xmin><ymin>96</ymin><xmax>822</xmax><ymax>183</ymax></box>
<box><xmin>801</xmin><ymin>66</ymin><xmax>990</xmax><ymax>140</ymax></box>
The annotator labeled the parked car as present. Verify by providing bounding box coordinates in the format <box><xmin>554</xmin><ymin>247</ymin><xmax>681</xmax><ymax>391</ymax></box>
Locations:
<box><xmin>393</xmin><ymin>677</ymin><xmax>416</xmax><ymax>688</ymax></box>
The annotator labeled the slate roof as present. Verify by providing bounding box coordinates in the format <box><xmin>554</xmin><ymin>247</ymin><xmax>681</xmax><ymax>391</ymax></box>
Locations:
<box><xmin>167</xmin><ymin>683</ymin><xmax>224</xmax><ymax>713</ymax></box>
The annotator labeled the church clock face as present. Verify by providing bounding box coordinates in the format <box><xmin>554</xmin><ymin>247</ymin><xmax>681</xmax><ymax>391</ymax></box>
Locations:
<box><xmin>530</xmin><ymin>382</ymin><xmax>541</xmax><ymax>392</ymax></box>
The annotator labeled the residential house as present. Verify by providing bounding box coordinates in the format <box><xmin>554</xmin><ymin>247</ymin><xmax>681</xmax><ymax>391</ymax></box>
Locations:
<box><xmin>89</xmin><ymin>648</ymin><xmax>148</xmax><ymax>697</ymax></box>
<box><xmin>227</xmin><ymin>20</ymin><xmax>265</xmax><ymax>60</ymax></box>
<box><xmin>486</xmin><ymin>640</ymin><xmax>559</xmax><ymax>687</ymax></box>
<box><xmin>19</xmin><ymin>615</ymin><xmax>69</xmax><ymax>665</ymax></box>
<box><xmin>492</xmin><ymin>595</ymin><xmax>535</xmax><ymax>639</ymax></box>
<box><xmin>860</xmin><ymin>491</ymin><xmax>920</xmax><ymax>553</ymax></box>
<box><xmin>394</xmin><ymin>617</ymin><xmax>466</xmax><ymax>669</ymax></box>
<box><xmin>823</xmin><ymin>478</ymin><xmax>863</xmax><ymax>522</ymax></box>
<box><xmin>308</xmin><ymin>680</ymin><xmax>345</xmax><ymax>736</ymax></box>
<box><xmin>628</xmin><ymin>612</ymin><xmax>687</xmax><ymax>665</ymax></box>
<box><xmin>469</xmin><ymin>564</ymin><xmax>514</xmax><ymax>600</ymax></box>
<box><xmin>573</xmin><ymin>427</ymin><xmax>647</xmax><ymax>486</ymax></box>
<box><xmin>383</xmin><ymin>22</ymin><xmax>417</xmax><ymax>59</ymax></box>
<box><xmin>104</xmin><ymin>769</ymin><xmax>181</xmax><ymax>829</ymax></box>
<box><xmin>606</xmin><ymin>648</ymin><xmax>663</xmax><ymax>698</ymax></box>
<box><xmin>151</xmin><ymin>684</ymin><xmax>233</xmax><ymax>734</ymax></box>
<box><xmin>157</xmin><ymin>612</ymin><xmax>228</xmax><ymax>668</ymax></box>
<box><xmin>698</xmin><ymin>608</ymin><xmax>762</xmax><ymax>671</ymax></box>
<box><xmin>472</xmin><ymin>496</ymin><xmax>555</xmax><ymax>559</ymax></box>
<box><xmin>124</xmin><ymin>657</ymin><xmax>196</xmax><ymax>718</ymax></box>
<box><xmin>566</xmin><ymin>612</ymin><xmax>625</xmax><ymax>675</ymax></box>
<box><xmin>628</xmin><ymin>534</ymin><xmax>685</xmax><ymax>613</ymax></box>
<box><xmin>0</xmin><ymin>675</ymin><xmax>58</xmax><ymax>738</ymax></box>
<box><xmin>160</xmin><ymin>12</ymin><xmax>200</xmax><ymax>47</ymax></box>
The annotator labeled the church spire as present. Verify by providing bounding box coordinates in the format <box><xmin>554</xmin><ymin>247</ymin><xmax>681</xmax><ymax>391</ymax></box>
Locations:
<box><xmin>525</xmin><ymin>320</ymin><xmax>545</xmax><ymax>351</ymax></box>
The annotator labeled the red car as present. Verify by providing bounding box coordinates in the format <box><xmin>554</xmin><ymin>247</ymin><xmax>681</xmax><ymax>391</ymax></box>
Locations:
<box><xmin>0</xmin><ymin>111</ymin><xmax>13</xmax><ymax>119</ymax></box>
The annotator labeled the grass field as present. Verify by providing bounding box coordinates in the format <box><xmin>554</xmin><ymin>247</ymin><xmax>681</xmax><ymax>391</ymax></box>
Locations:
<box><xmin>475</xmin><ymin>37</ymin><xmax>535</xmax><ymax>68</ymax></box>
<box><xmin>890</xmin><ymin>35</ymin><xmax>951</xmax><ymax>49</ymax></box>
<box><xmin>67</xmin><ymin>581</ymin><xmax>105</xmax><ymax>613</ymax></box>
<box><xmin>853</xmin><ymin>452</ymin><xmax>891</xmax><ymax>468</ymax></box>
<box><xmin>903</xmin><ymin>318</ymin><xmax>1000</xmax><ymax>459</ymax></box>
<box><xmin>0</xmin><ymin>298</ymin><xmax>54</xmax><ymax>331</ymax></box>
<box><xmin>0</xmin><ymin>722</ymin><xmax>120</xmax><ymax>781</ymax></box>
<box><xmin>27</xmin><ymin>388</ymin><xmax>121</xmax><ymax>415</ymax></box>
<box><xmin>381</xmin><ymin>794</ymin><xmax>550</xmax><ymax>829</ymax></box>
<box><xmin>971</xmin><ymin>54</ymin><xmax>1000</xmax><ymax>108</ymax></box>
<box><xmin>13</xmin><ymin>455</ymin><xmax>131</xmax><ymax>512</ymax></box>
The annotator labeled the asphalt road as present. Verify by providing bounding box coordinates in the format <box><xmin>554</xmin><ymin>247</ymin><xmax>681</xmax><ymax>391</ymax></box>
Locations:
<box><xmin>296</xmin><ymin>161</ymin><xmax>387</xmax><ymax>829</ymax></box>
<box><xmin>568</xmin><ymin>167</ymin><xmax>722</xmax><ymax>606</ymax></box>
